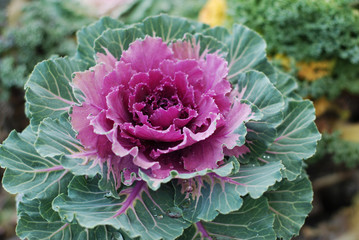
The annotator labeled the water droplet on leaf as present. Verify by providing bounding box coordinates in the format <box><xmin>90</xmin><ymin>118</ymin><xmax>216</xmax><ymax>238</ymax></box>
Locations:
<box><xmin>167</xmin><ymin>207</ymin><xmax>183</xmax><ymax>218</ymax></box>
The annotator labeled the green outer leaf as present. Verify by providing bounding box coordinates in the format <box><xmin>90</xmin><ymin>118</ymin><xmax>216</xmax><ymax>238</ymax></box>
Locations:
<box><xmin>34</xmin><ymin>114</ymin><xmax>101</xmax><ymax>178</ymax></box>
<box><xmin>236</xmin><ymin>71</ymin><xmax>284</xmax><ymax>159</ymax></box>
<box><xmin>174</xmin><ymin>174</ymin><xmax>244</xmax><ymax>223</ymax></box>
<box><xmin>182</xmin><ymin>33</ymin><xmax>228</xmax><ymax>58</ymax></box>
<box><xmin>35</xmin><ymin>114</ymin><xmax>82</xmax><ymax>157</ymax></box>
<box><xmin>75</xmin><ymin>17</ymin><xmax>124</xmax><ymax>67</ymax></box>
<box><xmin>201</xmin><ymin>26</ymin><xmax>231</xmax><ymax>43</ymax></box>
<box><xmin>202</xmin><ymin>25</ymin><xmax>276</xmax><ymax>84</ymax></box>
<box><xmin>136</xmin><ymin>14</ymin><xmax>196</xmax><ymax>43</ymax></box>
<box><xmin>53</xmin><ymin>176</ymin><xmax>190</xmax><ymax>240</ymax></box>
<box><xmin>229</xmin><ymin>162</ymin><xmax>283</xmax><ymax>199</ymax></box>
<box><xmin>225</xmin><ymin>24</ymin><xmax>276</xmax><ymax>84</ymax></box>
<box><xmin>265</xmin><ymin>100</ymin><xmax>321</xmax><ymax>180</ymax></box>
<box><xmin>179</xmin><ymin>196</ymin><xmax>276</xmax><ymax>240</ymax></box>
<box><xmin>94</xmin><ymin>27</ymin><xmax>145</xmax><ymax>59</ymax></box>
<box><xmin>187</xmin><ymin>19</ymin><xmax>210</xmax><ymax>33</ymax></box>
<box><xmin>265</xmin><ymin>173</ymin><xmax>313</xmax><ymax>239</ymax></box>
<box><xmin>60</xmin><ymin>155</ymin><xmax>101</xmax><ymax>178</ymax></box>
<box><xmin>174</xmin><ymin>162</ymin><xmax>282</xmax><ymax>223</ymax></box>
<box><xmin>176</xmin><ymin>224</ymin><xmax>201</xmax><ymax>240</ymax></box>
<box><xmin>0</xmin><ymin>127</ymin><xmax>72</xmax><ymax>200</ymax></box>
<box><xmin>25</xmin><ymin>57</ymin><xmax>87</xmax><ymax>129</ymax></box>
<box><xmin>98</xmin><ymin>163</ymin><xmax>121</xmax><ymax>199</ymax></box>
<box><xmin>275</xmin><ymin>69</ymin><xmax>299</xmax><ymax>99</ymax></box>
<box><xmin>17</xmin><ymin>198</ymin><xmax>114</xmax><ymax>240</ymax></box>
<box><xmin>234</xmin><ymin>100</ymin><xmax>263</xmax><ymax>146</ymax></box>
<box><xmin>39</xmin><ymin>199</ymin><xmax>61</xmax><ymax>222</ymax></box>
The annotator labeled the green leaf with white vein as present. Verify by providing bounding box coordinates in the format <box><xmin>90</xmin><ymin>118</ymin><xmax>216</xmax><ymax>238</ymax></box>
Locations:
<box><xmin>94</xmin><ymin>27</ymin><xmax>145</xmax><ymax>59</ymax></box>
<box><xmin>34</xmin><ymin>114</ymin><xmax>101</xmax><ymax>177</ymax></box>
<box><xmin>174</xmin><ymin>162</ymin><xmax>282</xmax><ymax>223</ymax></box>
<box><xmin>17</xmin><ymin>198</ymin><xmax>115</xmax><ymax>240</ymax></box>
<box><xmin>265</xmin><ymin>100</ymin><xmax>321</xmax><ymax>180</ymax></box>
<box><xmin>39</xmin><ymin>198</ymin><xmax>61</xmax><ymax>222</ymax></box>
<box><xmin>60</xmin><ymin>155</ymin><xmax>101</xmax><ymax>178</ymax></box>
<box><xmin>35</xmin><ymin>114</ymin><xmax>82</xmax><ymax>157</ymax></box>
<box><xmin>275</xmin><ymin>69</ymin><xmax>300</xmax><ymax>99</ymax></box>
<box><xmin>136</xmin><ymin>14</ymin><xmax>198</xmax><ymax>43</ymax></box>
<box><xmin>178</xmin><ymin>196</ymin><xmax>275</xmax><ymax>240</ymax></box>
<box><xmin>0</xmin><ymin>127</ymin><xmax>72</xmax><ymax>200</ymax></box>
<box><xmin>226</xmin><ymin>24</ymin><xmax>276</xmax><ymax>84</ymax></box>
<box><xmin>25</xmin><ymin>57</ymin><xmax>87</xmax><ymax>129</ymax></box>
<box><xmin>236</xmin><ymin>71</ymin><xmax>284</xmax><ymax>160</ymax></box>
<box><xmin>201</xmin><ymin>26</ymin><xmax>230</xmax><ymax>43</ymax></box>
<box><xmin>265</xmin><ymin>173</ymin><xmax>313</xmax><ymax>239</ymax></box>
<box><xmin>53</xmin><ymin>176</ymin><xmax>190</xmax><ymax>240</ymax></box>
<box><xmin>75</xmin><ymin>17</ymin><xmax>124</xmax><ymax>67</ymax></box>
<box><xmin>182</xmin><ymin>33</ymin><xmax>228</xmax><ymax>58</ymax></box>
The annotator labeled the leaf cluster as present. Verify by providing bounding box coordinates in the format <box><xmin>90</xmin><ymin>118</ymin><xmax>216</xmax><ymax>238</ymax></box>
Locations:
<box><xmin>0</xmin><ymin>15</ymin><xmax>320</xmax><ymax>239</ymax></box>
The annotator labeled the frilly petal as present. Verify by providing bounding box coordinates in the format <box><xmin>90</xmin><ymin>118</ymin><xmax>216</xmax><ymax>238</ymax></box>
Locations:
<box><xmin>71</xmin><ymin>103</ymin><xmax>99</xmax><ymax>148</ymax></box>
<box><xmin>121</xmin><ymin>123</ymin><xmax>184</xmax><ymax>142</ymax></box>
<box><xmin>121</xmin><ymin>36</ymin><xmax>173</xmax><ymax>72</ymax></box>
<box><xmin>96</xmin><ymin>48</ymin><xmax>117</xmax><ymax>71</ymax></box>
<box><xmin>151</xmin><ymin>113</ymin><xmax>220</xmax><ymax>158</ymax></box>
<box><xmin>106</xmin><ymin>86</ymin><xmax>131</xmax><ymax>124</ymax></box>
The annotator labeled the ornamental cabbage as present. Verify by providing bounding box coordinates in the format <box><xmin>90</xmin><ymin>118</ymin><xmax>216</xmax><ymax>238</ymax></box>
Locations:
<box><xmin>0</xmin><ymin>15</ymin><xmax>320</xmax><ymax>240</ymax></box>
<box><xmin>71</xmin><ymin>35</ymin><xmax>259</xmax><ymax>187</ymax></box>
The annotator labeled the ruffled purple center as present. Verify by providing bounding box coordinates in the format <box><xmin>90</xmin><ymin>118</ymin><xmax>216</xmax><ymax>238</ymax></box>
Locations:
<box><xmin>71</xmin><ymin>36</ymin><xmax>251</xmax><ymax>184</ymax></box>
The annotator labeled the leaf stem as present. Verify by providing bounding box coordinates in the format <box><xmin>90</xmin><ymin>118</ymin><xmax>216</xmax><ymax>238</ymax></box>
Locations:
<box><xmin>33</xmin><ymin>165</ymin><xmax>65</xmax><ymax>173</ymax></box>
<box><xmin>196</xmin><ymin>221</ymin><xmax>212</xmax><ymax>240</ymax></box>
<box><xmin>112</xmin><ymin>181</ymin><xmax>146</xmax><ymax>218</ymax></box>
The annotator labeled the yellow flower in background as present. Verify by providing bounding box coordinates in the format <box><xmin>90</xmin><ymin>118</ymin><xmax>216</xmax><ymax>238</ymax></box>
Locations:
<box><xmin>296</xmin><ymin>60</ymin><xmax>336</xmax><ymax>82</ymax></box>
<box><xmin>199</xmin><ymin>0</ymin><xmax>227</xmax><ymax>27</ymax></box>
<box><xmin>313</xmin><ymin>97</ymin><xmax>331</xmax><ymax>117</ymax></box>
<box><xmin>336</xmin><ymin>123</ymin><xmax>359</xmax><ymax>143</ymax></box>
<box><xmin>271</xmin><ymin>53</ymin><xmax>292</xmax><ymax>71</ymax></box>
<box><xmin>7</xmin><ymin>0</ymin><xmax>28</xmax><ymax>26</ymax></box>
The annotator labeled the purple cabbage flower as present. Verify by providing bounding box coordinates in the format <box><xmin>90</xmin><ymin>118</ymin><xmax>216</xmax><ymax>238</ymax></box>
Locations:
<box><xmin>71</xmin><ymin>36</ymin><xmax>255</xmax><ymax>186</ymax></box>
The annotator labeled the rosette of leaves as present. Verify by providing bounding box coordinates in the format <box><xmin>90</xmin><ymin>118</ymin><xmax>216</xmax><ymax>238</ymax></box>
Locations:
<box><xmin>0</xmin><ymin>15</ymin><xmax>320</xmax><ymax>239</ymax></box>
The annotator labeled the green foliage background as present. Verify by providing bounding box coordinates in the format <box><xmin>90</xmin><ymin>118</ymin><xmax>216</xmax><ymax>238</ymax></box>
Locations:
<box><xmin>227</xmin><ymin>0</ymin><xmax>359</xmax><ymax>167</ymax></box>
<box><xmin>227</xmin><ymin>0</ymin><xmax>359</xmax><ymax>99</ymax></box>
